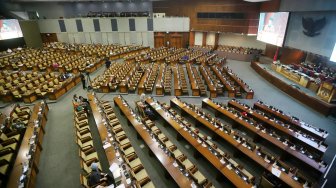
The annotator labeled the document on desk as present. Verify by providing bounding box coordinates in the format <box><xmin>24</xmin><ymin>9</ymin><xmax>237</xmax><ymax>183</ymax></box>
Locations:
<box><xmin>271</xmin><ymin>167</ymin><xmax>281</xmax><ymax>177</ymax></box>
<box><xmin>103</xmin><ymin>142</ymin><xmax>112</xmax><ymax>149</ymax></box>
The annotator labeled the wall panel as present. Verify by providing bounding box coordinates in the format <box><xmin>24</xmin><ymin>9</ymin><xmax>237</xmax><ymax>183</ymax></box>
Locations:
<box><xmin>135</xmin><ymin>18</ymin><xmax>148</xmax><ymax>32</ymax></box>
<box><xmin>82</xmin><ymin>18</ymin><xmax>95</xmax><ymax>32</ymax></box>
<box><xmin>64</xmin><ymin>19</ymin><xmax>77</xmax><ymax>33</ymax></box>
<box><xmin>117</xmin><ymin>18</ymin><xmax>130</xmax><ymax>32</ymax></box>
<box><xmin>74</xmin><ymin>33</ymin><xmax>86</xmax><ymax>44</ymax></box>
<box><xmin>153</xmin><ymin>0</ymin><xmax>259</xmax><ymax>33</ymax></box>
<box><xmin>218</xmin><ymin>33</ymin><xmax>266</xmax><ymax>49</ymax></box>
<box><xmin>147</xmin><ymin>32</ymin><xmax>154</xmax><ymax>48</ymax></box>
<box><xmin>38</xmin><ymin>19</ymin><xmax>60</xmax><ymax>33</ymax></box>
<box><xmin>124</xmin><ymin>32</ymin><xmax>131</xmax><ymax>45</ymax></box>
<box><xmin>56</xmin><ymin>33</ymin><xmax>69</xmax><ymax>43</ymax></box>
<box><xmin>194</xmin><ymin>32</ymin><xmax>203</xmax><ymax>45</ymax></box>
<box><xmin>206</xmin><ymin>32</ymin><xmax>216</xmax><ymax>46</ymax></box>
<box><xmin>90</xmin><ymin>32</ymin><xmax>102</xmax><ymax>44</ymax></box>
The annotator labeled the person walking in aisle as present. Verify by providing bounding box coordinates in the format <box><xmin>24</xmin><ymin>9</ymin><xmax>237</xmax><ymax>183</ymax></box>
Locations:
<box><xmin>80</xmin><ymin>73</ymin><xmax>86</xmax><ymax>90</ymax></box>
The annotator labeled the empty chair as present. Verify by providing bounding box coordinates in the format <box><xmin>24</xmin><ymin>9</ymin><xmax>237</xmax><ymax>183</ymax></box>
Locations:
<box><xmin>131</xmin><ymin>167</ymin><xmax>150</xmax><ymax>186</ymax></box>
<box><xmin>0</xmin><ymin>132</ymin><xmax>21</xmax><ymax>142</ymax></box>
<box><xmin>189</xmin><ymin>166</ymin><xmax>207</xmax><ymax>185</ymax></box>
<box><xmin>79</xmin><ymin>147</ymin><xmax>99</xmax><ymax>164</ymax></box>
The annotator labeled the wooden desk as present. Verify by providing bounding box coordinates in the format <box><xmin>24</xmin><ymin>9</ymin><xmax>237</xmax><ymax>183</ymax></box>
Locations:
<box><xmin>137</xmin><ymin>69</ymin><xmax>150</xmax><ymax>95</ymax></box>
<box><xmin>7</xmin><ymin>102</ymin><xmax>48</xmax><ymax>188</ymax></box>
<box><xmin>199</xmin><ymin>66</ymin><xmax>217</xmax><ymax>98</ymax></box>
<box><xmin>155</xmin><ymin>64</ymin><xmax>165</xmax><ymax>95</ymax></box>
<box><xmin>222</xmin><ymin>67</ymin><xmax>254</xmax><ymax>99</ymax></box>
<box><xmin>172</xmin><ymin>67</ymin><xmax>182</xmax><ymax>96</ymax></box>
<box><xmin>171</xmin><ymin>98</ymin><xmax>305</xmax><ymax>188</ymax></box>
<box><xmin>202</xmin><ymin>98</ymin><xmax>327</xmax><ymax>174</ymax></box>
<box><xmin>186</xmin><ymin>64</ymin><xmax>200</xmax><ymax>96</ymax></box>
<box><xmin>253</xmin><ymin>102</ymin><xmax>328</xmax><ymax>141</ymax></box>
<box><xmin>228</xmin><ymin>100</ymin><xmax>327</xmax><ymax>156</ymax></box>
<box><xmin>114</xmin><ymin>97</ymin><xmax>193</xmax><ymax>187</ymax></box>
<box><xmin>88</xmin><ymin>93</ymin><xmax>130</xmax><ymax>186</ymax></box>
<box><xmin>119</xmin><ymin>81</ymin><xmax>128</xmax><ymax>93</ymax></box>
<box><xmin>146</xmin><ymin>98</ymin><xmax>254</xmax><ymax>188</ymax></box>
<box><xmin>210</xmin><ymin>65</ymin><xmax>235</xmax><ymax>98</ymax></box>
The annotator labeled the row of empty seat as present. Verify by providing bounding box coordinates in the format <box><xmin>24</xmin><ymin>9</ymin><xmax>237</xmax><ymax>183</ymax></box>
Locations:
<box><xmin>171</xmin><ymin>97</ymin><xmax>314</xmax><ymax>188</ymax></box>
<box><xmin>88</xmin><ymin>94</ymin><xmax>155</xmax><ymax>188</ymax></box>
<box><xmin>202</xmin><ymin>98</ymin><xmax>328</xmax><ymax>179</ymax></box>
<box><xmin>0</xmin><ymin>70</ymin><xmax>79</xmax><ymax>103</ymax></box>
<box><xmin>145</xmin><ymin>97</ymin><xmax>256</xmax><ymax>188</ymax></box>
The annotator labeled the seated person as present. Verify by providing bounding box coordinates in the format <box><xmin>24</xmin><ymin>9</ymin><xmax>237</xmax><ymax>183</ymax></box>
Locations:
<box><xmin>88</xmin><ymin>163</ymin><xmax>108</xmax><ymax>187</ymax></box>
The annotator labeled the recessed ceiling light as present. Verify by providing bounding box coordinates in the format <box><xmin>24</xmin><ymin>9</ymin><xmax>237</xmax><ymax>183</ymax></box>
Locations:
<box><xmin>244</xmin><ymin>0</ymin><xmax>270</xmax><ymax>2</ymax></box>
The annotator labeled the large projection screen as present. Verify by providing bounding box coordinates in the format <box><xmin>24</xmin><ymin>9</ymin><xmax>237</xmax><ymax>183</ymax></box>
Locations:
<box><xmin>330</xmin><ymin>43</ymin><xmax>336</xmax><ymax>62</ymax></box>
<box><xmin>257</xmin><ymin>12</ymin><xmax>289</xmax><ymax>47</ymax></box>
<box><xmin>0</xmin><ymin>19</ymin><xmax>23</xmax><ymax>40</ymax></box>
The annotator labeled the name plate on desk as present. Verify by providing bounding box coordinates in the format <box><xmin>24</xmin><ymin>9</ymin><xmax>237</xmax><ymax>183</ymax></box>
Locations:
<box><xmin>103</xmin><ymin>142</ymin><xmax>112</xmax><ymax>149</ymax></box>
<box><xmin>271</xmin><ymin>167</ymin><xmax>281</xmax><ymax>177</ymax></box>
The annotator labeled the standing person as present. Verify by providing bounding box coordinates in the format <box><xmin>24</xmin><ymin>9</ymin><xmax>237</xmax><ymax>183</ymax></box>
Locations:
<box><xmin>80</xmin><ymin>73</ymin><xmax>86</xmax><ymax>90</ymax></box>
<box><xmin>105</xmin><ymin>57</ymin><xmax>111</xmax><ymax>69</ymax></box>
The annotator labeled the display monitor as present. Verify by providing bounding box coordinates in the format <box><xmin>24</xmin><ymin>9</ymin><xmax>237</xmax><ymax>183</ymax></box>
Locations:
<box><xmin>330</xmin><ymin>43</ymin><xmax>336</xmax><ymax>62</ymax></box>
<box><xmin>257</xmin><ymin>12</ymin><xmax>290</xmax><ymax>47</ymax></box>
<box><xmin>0</xmin><ymin>19</ymin><xmax>23</xmax><ymax>40</ymax></box>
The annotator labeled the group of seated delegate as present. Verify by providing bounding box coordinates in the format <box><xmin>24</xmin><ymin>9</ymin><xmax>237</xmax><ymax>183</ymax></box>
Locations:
<box><xmin>292</xmin><ymin>62</ymin><xmax>336</xmax><ymax>84</ymax></box>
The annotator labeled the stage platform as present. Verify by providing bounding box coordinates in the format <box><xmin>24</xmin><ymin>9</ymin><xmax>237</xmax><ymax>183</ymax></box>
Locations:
<box><xmin>251</xmin><ymin>61</ymin><xmax>336</xmax><ymax>116</ymax></box>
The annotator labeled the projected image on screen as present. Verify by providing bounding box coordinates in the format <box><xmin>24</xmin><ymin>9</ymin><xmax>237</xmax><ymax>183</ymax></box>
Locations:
<box><xmin>330</xmin><ymin>43</ymin><xmax>336</xmax><ymax>62</ymax></box>
<box><xmin>257</xmin><ymin>12</ymin><xmax>289</xmax><ymax>47</ymax></box>
<box><xmin>0</xmin><ymin>19</ymin><xmax>23</xmax><ymax>40</ymax></box>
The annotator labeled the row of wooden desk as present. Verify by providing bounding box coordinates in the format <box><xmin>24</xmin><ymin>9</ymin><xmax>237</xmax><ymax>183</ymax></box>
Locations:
<box><xmin>114</xmin><ymin>97</ymin><xmax>197</xmax><ymax>187</ymax></box>
<box><xmin>199</xmin><ymin>65</ymin><xmax>218</xmax><ymax>98</ymax></box>
<box><xmin>228</xmin><ymin>100</ymin><xmax>327</xmax><ymax>156</ymax></box>
<box><xmin>202</xmin><ymin>98</ymin><xmax>327</xmax><ymax>175</ymax></box>
<box><xmin>88</xmin><ymin>93</ymin><xmax>131</xmax><ymax>187</ymax></box>
<box><xmin>221</xmin><ymin>66</ymin><xmax>254</xmax><ymax>99</ymax></box>
<box><xmin>253</xmin><ymin>101</ymin><xmax>328</xmax><ymax>140</ymax></box>
<box><xmin>145</xmin><ymin>97</ymin><xmax>255</xmax><ymax>188</ymax></box>
<box><xmin>7</xmin><ymin>102</ymin><xmax>49</xmax><ymax>188</ymax></box>
<box><xmin>170</xmin><ymin>98</ymin><xmax>311</xmax><ymax>188</ymax></box>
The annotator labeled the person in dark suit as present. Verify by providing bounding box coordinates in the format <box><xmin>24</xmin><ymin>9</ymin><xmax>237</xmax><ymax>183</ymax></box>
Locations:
<box><xmin>105</xmin><ymin>57</ymin><xmax>111</xmax><ymax>69</ymax></box>
<box><xmin>80</xmin><ymin>73</ymin><xmax>86</xmax><ymax>90</ymax></box>
<box><xmin>88</xmin><ymin>163</ymin><xmax>108</xmax><ymax>187</ymax></box>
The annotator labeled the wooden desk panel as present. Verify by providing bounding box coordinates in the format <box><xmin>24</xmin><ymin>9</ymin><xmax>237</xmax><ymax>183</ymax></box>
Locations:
<box><xmin>172</xmin><ymin>67</ymin><xmax>182</xmax><ymax>96</ymax></box>
<box><xmin>137</xmin><ymin>69</ymin><xmax>150</xmax><ymax>95</ymax></box>
<box><xmin>146</xmin><ymin>98</ymin><xmax>254</xmax><ymax>188</ymax></box>
<box><xmin>155</xmin><ymin>64</ymin><xmax>165</xmax><ymax>95</ymax></box>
